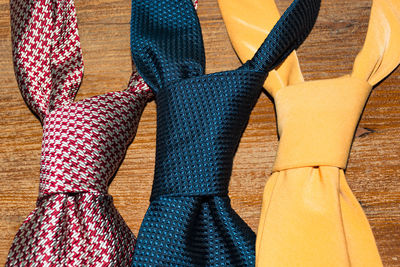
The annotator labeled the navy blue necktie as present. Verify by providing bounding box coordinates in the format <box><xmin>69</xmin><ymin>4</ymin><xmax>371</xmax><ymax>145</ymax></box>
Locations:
<box><xmin>130</xmin><ymin>0</ymin><xmax>320</xmax><ymax>266</ymax></box>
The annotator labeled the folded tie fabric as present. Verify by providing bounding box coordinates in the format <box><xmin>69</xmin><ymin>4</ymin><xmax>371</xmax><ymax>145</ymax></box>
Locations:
<box><xmin>219</xmin><ymin>0</ymin><xmax>400</xmax><ymax>265</ymax></box>
<box><xmin>7</xmin><ymin>0</ymin><xmax>153</xmax><ymax>265</ymax></box>
<box><xmin>130</xmin><ymin>0</ymin><xmax>320</xmax><ymax>265</ymax></box>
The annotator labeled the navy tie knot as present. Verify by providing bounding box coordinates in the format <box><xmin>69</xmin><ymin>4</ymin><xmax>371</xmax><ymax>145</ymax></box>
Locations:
<box><xmin>151</xmin><ymin>71</ymin><xmax>265</xmax><ymax>200</ymax></box>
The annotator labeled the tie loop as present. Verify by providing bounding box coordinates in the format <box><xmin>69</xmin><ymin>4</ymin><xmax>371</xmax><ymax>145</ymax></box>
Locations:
<box><xmin>10</xmin><ymin>0</ymin><xmax>83</xmax><ymax>122</ymax></box>
<box><xmin>130</xmin><ymin>0</ymin><xmax>205</xmax><ymax>93</ymax></box>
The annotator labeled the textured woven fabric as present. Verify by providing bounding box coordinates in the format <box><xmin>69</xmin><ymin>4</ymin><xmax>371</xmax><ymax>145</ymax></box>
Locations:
<box><xmin>7</xmin><ymin>0</ymin><xmax>153</xmax><ymax>266</ymax></box>
<box><xmin>130</xmin><ymin>0</ymin><xmax>320</xmax><ymax>266</ymax></box>
<box><xmin>219</xmin><ymin>0</ymin><xmax>400</xmax><ymax>265</ymax></box>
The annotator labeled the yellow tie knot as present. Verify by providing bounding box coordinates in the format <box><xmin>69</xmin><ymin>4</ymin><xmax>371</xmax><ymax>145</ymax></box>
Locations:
<box><xmin>272</xmin><ymin>76</ymin><xmax>372</xmax><ymax>172</ymax></box>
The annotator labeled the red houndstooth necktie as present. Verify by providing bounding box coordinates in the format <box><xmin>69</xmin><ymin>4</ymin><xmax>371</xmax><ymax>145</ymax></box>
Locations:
<box><xmin>7</xmin><ymin>0</ymin><xmax>153</xmax><ymax>265</ymax></box>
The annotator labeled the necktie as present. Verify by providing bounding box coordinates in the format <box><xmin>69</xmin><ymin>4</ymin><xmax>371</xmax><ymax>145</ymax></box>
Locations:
<box><xmin>7</xmin><ymin>0</ymin><xmax>153</xmax><ymax>265</ymax></box>
<box><xmin>130</xmin><ymin>0</ymin><xmax>320</xmax><ymax>265</ymax></box>
<box><xmin>219</xmin><ymin>0</ymin><xmax>400</xmax><ymax>265</ymax></box>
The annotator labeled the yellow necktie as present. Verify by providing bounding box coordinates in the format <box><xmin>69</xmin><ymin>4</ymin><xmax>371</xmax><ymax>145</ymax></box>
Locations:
<box><xmin>218</xmin><ymin>0</ymin><xmax>400</xmax><ymax>266</ymax></box>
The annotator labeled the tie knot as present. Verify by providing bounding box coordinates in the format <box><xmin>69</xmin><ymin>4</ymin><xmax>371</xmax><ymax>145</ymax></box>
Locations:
<box><xmin>39</xmin><ymin>91</ymin><xmax>147</xmax><ymax>196</ymax></box>
<box><xmin>151</xmin><ymin>71</ymin><xmax>265</xmax><ymax>199</ymax></box>
<box><xmin>272</xmin><ymin>76</ymin><xmax>372</xmax><ymax>171</ymax></box>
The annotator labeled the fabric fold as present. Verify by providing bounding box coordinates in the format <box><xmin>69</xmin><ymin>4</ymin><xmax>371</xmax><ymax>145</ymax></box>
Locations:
<box><xmin>8</xmin><ymin>194</ymin><xmax>133</xmax><ymax>265</ymax></box>
<box><xmin>257</xmin><ymin>167</ymin><xmax>382</xmax><ymax>266</ymax></box>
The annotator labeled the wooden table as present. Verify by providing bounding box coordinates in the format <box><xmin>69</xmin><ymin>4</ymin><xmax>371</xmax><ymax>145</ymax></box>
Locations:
<box><xmin>0</xmin><ymin>0</ymin><xmax>399</xmax><ymax>265</ymax></box>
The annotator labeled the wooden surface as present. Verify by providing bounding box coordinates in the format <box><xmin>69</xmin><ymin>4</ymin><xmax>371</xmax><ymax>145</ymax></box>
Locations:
<box><xmin>0</xmin><ymin>0</ymin><xmax>399</xmax><ymax>265</ymax></box>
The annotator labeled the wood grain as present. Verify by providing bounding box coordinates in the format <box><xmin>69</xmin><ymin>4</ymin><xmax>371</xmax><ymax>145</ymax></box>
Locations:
<box><xmin>0</xmin><ymin>0</ymin><xmax>399</xmax><ymax>265</ymax></box>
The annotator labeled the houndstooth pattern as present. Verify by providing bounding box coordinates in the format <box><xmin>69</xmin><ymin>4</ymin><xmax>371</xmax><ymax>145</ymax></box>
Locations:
<box><xmin>7</xmin><ymin>194</ymin><xmax>135</xmax><ymax>266</ymax></box>
<box><xmin>7</xmin><ymin>0</ymin><xmax>154</xmax><ymax>266</ymax></box>
<box><xmin>11</xmin><ymin>0</ymin><xmax>83</xmax><ymax>122</ymax></box>
<box><xmin>7</xmin><ymin>84</ymin><xmax>152</xmax><ymax>266</ymax></box>
<box><xmin>39</xmin><ymin>89</ymin><xmax>151</xmax><ymax>197</ymax></box>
